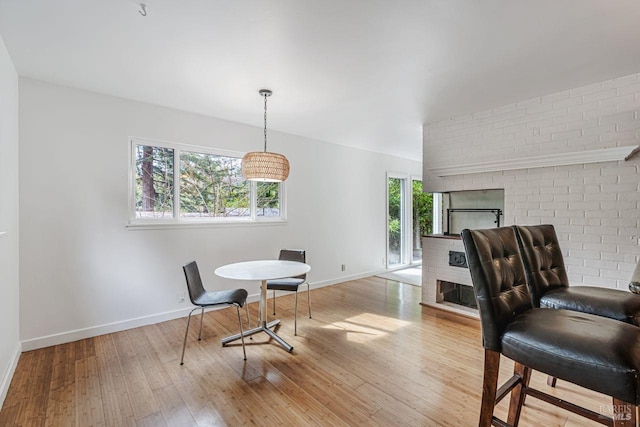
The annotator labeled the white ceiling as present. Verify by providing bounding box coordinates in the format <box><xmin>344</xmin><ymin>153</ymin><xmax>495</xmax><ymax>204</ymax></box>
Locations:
<box><xmin>1</xmin><ymin>1</ymin><xmax>640</xmax><ymax>161</ymax></box>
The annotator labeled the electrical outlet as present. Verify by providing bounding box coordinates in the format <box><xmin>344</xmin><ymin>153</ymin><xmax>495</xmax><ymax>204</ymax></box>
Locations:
<box><xmin>341</xmin><ymin>264</ymin><xmax>346</xmax><ymax>271</ymax></box>
<box><xmin>177</xmin><ymin>292</ymin><xmax>185</xmax><ymax>303</ymax></box>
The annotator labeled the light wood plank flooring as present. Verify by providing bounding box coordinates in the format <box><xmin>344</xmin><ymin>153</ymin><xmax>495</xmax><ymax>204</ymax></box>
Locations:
<box><xmin>0</xmin><ymin>277</ymin><xmax>614</xmax><ymax>426</ymax></box>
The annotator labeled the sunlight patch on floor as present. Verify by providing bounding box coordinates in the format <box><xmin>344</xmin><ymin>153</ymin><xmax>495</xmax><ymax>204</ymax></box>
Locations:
<box><xmin>323</xmin><ymin>313</ymin><xmax>412</xmax><ymax>342</ymax></box>
<box><xmin>376</xmin><ymin>267</ymin><xmax>422</xmax><ymax>286</ymax></box>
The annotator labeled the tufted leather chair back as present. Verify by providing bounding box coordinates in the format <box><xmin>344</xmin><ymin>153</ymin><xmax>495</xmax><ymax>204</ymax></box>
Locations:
<box><xmin>461</xmin><ymin>227</ymin><xmax>532</xmax><ymax>351</ymax></box>
<box><xmin>513</xmin><ymin>225</ymin><xmax>569</xmax><ymax>307</ymax></box>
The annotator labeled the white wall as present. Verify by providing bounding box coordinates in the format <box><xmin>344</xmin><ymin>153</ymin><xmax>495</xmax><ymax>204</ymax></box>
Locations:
<box><xmin>18</xmin><ymin>78</ymin><xmax>421</xmax><ymax>349</ymax></box>
<box><xmin>423</xmin><ymin>73</ymin><xmax>640</xmax><ymax>290</ymax></box>
<box><xmin>0</xmin><ymin>35</ymin><xmax>20</xmax><ymax>407</ymax></box>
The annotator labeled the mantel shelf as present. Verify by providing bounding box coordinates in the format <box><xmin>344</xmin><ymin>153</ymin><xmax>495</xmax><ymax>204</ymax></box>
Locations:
<box><xmin>429</xmin><ymin>145</ymin><xmax>639</xmax><ymax>177</ymax></box>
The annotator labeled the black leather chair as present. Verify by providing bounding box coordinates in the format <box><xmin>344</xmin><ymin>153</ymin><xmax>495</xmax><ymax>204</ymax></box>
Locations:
<box><xmin>514</xmin><ymin>224</ymin><xmax>640</xmax><ymax>387</ymax></box>
<box><xmin>514</xmin><ymin>224</ymin><xmax>640</xmax><ymax>324</ymax></box>
<box><xmin>266</xmin><ymin>249</ymin><xmax>310</xmax><ymax>336</ymax></box>
<box><xmin>180</xmin><ymin>261</ymin><xmax>249</xmax><ymax>363</ymax></box>
<box><xmin>462</xmin><ymin>227</ymin><xmax>640</xmax><ymax>427</ymax></box>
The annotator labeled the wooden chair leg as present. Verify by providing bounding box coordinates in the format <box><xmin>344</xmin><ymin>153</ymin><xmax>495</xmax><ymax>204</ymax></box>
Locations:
<box><xmin>612</xmin><ymin>398</ymin><xmax>636</xmax><ymax>427</ymax></box>
<box><xmin>479</xmin><ymin>349</ymin><xmax>501</xmax><ymax>427</ymax></box>
<box><xmin>547</xmin><ymin>375</ymin><xmax>557</xmax><ymax>387</ymax></box>
<box><xmin>507</xmin><ymin>363</ymin><xmax>531</xmax><ymax>427</ymax></box>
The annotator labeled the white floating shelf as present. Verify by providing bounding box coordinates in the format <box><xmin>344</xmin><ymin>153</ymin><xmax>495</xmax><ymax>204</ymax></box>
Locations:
<box><xmin>429</xmin><ymin>145</ymin><xmax>639</xmax><ymax>177</ymax></box>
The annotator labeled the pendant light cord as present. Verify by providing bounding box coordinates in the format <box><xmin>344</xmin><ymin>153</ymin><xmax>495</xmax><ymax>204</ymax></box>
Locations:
<box><xmin>263</xmin><ymin>93</ymin><xmax>268</xmax><ymax>152</ymax></box>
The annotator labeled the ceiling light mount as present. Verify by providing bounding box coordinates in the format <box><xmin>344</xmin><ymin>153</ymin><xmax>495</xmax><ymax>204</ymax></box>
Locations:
<box><xmin>241</xmin><ymin>89</ymin><xmax>290</xmax><ymax>182</ymax></box>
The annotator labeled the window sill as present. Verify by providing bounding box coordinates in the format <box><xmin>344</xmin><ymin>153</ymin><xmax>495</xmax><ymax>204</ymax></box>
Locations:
<box><xmin>126</xmin><ymin>219</ymin><xmax>287</xmax><ymax>231</ymax></box>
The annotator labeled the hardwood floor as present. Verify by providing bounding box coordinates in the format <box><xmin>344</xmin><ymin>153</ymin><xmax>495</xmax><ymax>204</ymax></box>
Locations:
<box><xmin>0</xmin><ymin>277</ymin><xmax>614</xmax><ymax>426</ymax></box>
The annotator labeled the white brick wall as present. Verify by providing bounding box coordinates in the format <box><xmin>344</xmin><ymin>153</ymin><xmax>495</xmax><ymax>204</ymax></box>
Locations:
<box><xmin>423</xmin><ymin>73</ymin><xmax>640</xmax><ymax>291</ymax></box>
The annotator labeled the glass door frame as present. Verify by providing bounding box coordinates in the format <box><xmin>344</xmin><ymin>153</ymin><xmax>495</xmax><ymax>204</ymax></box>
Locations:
<box><xmin>386</xmin><ymin>172</ymin><xmax>412</xmax><ymax>269</ymax></box>
<box><xmin>410</xmin><ymin>175</ymin><xmax>423</xmax><ymax>266</ymax></box>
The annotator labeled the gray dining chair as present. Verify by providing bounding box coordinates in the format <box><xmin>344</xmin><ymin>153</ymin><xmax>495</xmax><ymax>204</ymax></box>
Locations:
<box><xmin>180</xmin><ymin>261</ymin><xmax>250</xmax><ymax>363</ymax></box>
<box><xmin>266</xmin><ymin>249</ymin><xmax>310</xmax><ymax>335</ymax></box>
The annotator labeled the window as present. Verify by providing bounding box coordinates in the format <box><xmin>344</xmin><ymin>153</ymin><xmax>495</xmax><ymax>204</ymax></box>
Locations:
<box><xmin>130</xmin><ymin>139</ymin><xmax>285</xmax><ymax>225</ymax></box>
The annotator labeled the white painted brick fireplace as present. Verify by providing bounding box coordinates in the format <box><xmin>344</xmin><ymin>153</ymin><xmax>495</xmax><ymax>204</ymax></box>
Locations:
<box><xmin>421</xmin><ymin>235</ymin><xmax>477</xmax><ymax>317</ymax></box>
<box><xmin>421</xmin><ymin>72</ymin><xmax>640</xmax><ymax>313</ymax></box>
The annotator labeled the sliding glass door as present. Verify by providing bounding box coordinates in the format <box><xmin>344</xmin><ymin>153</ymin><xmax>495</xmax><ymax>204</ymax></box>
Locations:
<box><xmin>387</xmin><ymin>174</ymin><xmax>434</xmax><ymax>268</ymax></box>
<box><xmin>387</xmin><ymin>176</ymin><xmax>405</xmax><ymax>267</ymax></box>
<box><xmin>412</xmin><ymin>178</ymin><xmax>434</xmax><ymax>264</ymax></box>
<box><xmin>412</xmin><ymin>179</ymin><xmax>423</xmax><ymax>263</ymax></box>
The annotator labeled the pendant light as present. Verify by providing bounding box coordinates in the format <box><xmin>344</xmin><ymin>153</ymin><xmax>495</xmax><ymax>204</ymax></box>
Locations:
<box><xmin>241</xmin><ymin>89</ymin><xmax>290</xmax><ymax>182</ymax></box>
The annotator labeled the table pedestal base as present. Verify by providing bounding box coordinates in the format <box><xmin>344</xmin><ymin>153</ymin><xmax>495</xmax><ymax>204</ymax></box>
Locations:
<box><xmin>221</xmin><ymin>319</ymin><xmax>293</xmax><ymax>353</ymax></box>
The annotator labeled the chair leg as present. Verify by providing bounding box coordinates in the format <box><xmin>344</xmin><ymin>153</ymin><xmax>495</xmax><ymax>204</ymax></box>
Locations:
<box><xmin>479</xmin><ymin>349</ymin><xmax>501</xmax><ymax>427</ymax></box>
<box><xmin>272</xmin><ymin>289</ymin><xmax>276</xmax><ymax>315</ymax></box>
<box><xmin>294</xmin><ymin>290</ymin><xmax>298</xmax><ymax>336</ymax></box>
<box><xmin>307</xmin><ymin>282</ymin><xmax>312</xmax><ymax>318</ymax></box>
<box><xmin>507</xmin><ymin>362</ymin><xmax>531</xmax><ymax>427</ymax></box>
<box><xmin>245</xmin><ymin>303</ymin><xmax>251</xmax><ymax>329</ymax></box>
<box><xmin>198</xmin><ymin>307</ymin><xmax>205</xmax><ymax>340</ymax></box>
<box><xmin>235</xmin><ymin>305</ymin><xmax>247</xmax><ymax>361</ymax></box>
<box><xmin>612</xmin><ymin>398</ymin><xmax>636</xmax><ymax>427</ymax></box>
<box><xmin>180</xmin><ymin>307</ymin><xmax>198</xmax><ymax>365</ymax></box>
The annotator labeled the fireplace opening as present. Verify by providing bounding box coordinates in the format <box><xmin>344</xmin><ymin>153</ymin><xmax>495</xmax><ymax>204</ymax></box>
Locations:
<box><xmin>438</xmin><ymin>281</ymin><xmax>477</xmax><ymax>309</ymax></box>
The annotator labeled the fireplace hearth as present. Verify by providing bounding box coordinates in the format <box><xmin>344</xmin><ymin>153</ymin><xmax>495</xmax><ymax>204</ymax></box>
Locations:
<box><xmin>439</xmin><ymin>280</ymin><xmax>477</xmax><ymax>309</ymax></box>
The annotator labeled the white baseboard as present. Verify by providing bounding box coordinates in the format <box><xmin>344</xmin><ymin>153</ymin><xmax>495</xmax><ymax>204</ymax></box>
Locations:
<box><xmin>0</xmin><ymin>342</ymin><xmax>22</xmax><ymax>411</ymax></box>
<box><xmin>20</xmin><ymin>272</ymin><xmax>380</xmax><ymax>352</ymax></box>
<box><xmin>309</xmin><ymin>269</ymin><xmax>384</xmax><ymax>289</ymax></box>
<box><xmin>21</xmin><ymin>306</ymin><xmax>200</xmax><ymax>351</ymax></box>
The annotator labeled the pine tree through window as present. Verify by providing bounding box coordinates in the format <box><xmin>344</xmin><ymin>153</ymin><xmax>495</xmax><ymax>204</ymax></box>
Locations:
<box><xmin>131</xmin><ymin>139</ymin><xmax>285</xmax><ymax>224</ymax></box>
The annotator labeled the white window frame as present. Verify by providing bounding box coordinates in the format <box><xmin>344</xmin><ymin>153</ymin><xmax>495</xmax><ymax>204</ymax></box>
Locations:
<box><xmin>127</xmin><ymin>137</ymin><xmax>287</xmax><ymax>229</ymax></box>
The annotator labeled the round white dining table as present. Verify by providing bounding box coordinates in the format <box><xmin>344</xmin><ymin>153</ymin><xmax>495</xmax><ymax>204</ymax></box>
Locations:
<box><xmin>215</xmin><ymin>260</ymin><xmax>311</xmax><ymax>353</ymax></box>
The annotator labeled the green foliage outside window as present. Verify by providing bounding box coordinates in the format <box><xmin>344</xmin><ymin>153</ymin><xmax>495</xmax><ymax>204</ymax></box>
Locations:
<box><xmin>134</xmin><ymin>143</ymin><xmax>282</xmax><ymax>220</ymax></box>
<box><xmin>413</xmin><ymin>180</ymin><xmax>433</xmax><ymax>236</ymax></box>
<box><xmin>135</xmin><ymin>145</ymin><xmax>174</xmax><ymax>218</ymax></box>
<box><xmin>388</xmin><ymin>178</ymin><xmax>434</xmax><ymax>263</ymax></box>
<box><xmin>180</xmin><ymin>152</ymin><xmax>249</xmax><ymax>217</ymax></box>
<box><xmin>257</xmin><ymin>182</ymin><xmax>280</xmax><ymax>217</ymax></box>
<box><xmin>388</xmin><ymin>178</ymin><xmax>402</xmax><ymax>255</ymax></box>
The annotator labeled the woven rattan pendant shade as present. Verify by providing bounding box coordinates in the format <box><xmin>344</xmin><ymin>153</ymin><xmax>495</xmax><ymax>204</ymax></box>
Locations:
<box><xmin>241</xmin><ymin>151</ymin><xmax>290</xmax><ymax>182</ymax></box>
<box><xmin>242</xmin><ymin>89</ymin><xmax>290</xmax><ymax>182</ymax></box>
